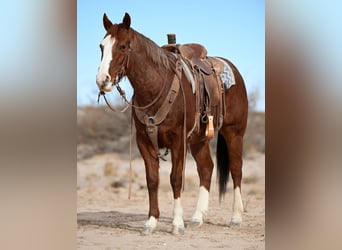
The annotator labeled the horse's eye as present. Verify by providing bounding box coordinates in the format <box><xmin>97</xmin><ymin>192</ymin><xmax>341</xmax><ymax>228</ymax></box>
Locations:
<box><xmin>119</xmin><ymin>44</ymin><xmax>126</xmax><ymax>51</ymax></box>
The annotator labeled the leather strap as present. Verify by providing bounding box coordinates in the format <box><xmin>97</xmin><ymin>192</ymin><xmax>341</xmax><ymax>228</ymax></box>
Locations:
<box><xmin>134</xmin><ymin>73</ymin><xmax>180</xmax><ymax>154</ymax></box>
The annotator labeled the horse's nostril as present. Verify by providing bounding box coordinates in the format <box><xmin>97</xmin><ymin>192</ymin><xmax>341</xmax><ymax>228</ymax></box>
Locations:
<box><xmin>105</xmin><ymin>74</ymin><xmax>111</xmax><ymax>82</ymax></box>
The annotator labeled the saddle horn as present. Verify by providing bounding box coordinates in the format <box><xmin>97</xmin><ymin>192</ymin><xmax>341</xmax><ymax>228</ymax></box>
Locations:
<box><xmin>167</xmin><ymin>34</ymin><xmax>176</xmax><ymax>44</ymax></box>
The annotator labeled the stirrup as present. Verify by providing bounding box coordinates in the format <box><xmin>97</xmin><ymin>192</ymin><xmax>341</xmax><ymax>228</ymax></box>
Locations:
<box><xmin>205</xmin><ymin>115</ymin><xmax>214</xmax><ymax>139</ymax></box>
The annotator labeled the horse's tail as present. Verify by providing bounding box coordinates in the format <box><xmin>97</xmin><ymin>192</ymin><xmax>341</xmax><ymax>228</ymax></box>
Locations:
<box><xmin>216</xmin><ymin>132</ymin><xmax>229</xmax><ymax>201</ymax></box>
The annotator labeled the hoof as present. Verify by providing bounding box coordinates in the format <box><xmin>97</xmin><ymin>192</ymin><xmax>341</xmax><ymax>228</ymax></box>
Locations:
<box><xmin>187</xmin><ymin>219</ymin><xmax>203</xmax><ymax>228</ymax></box>
<box><xmin>229</xmin><ymin>219</ymin><xmax>242</xmax><ymax>228</ymax></box>
<box><xmin>141</xmin><ymin>226</ymin><xmax>154</xmax><ymax>236</ymax></box>
<box><xmin>172</xmin><ymin>225</ymin><xmax>185</xmax><ymax>235</ymax></box>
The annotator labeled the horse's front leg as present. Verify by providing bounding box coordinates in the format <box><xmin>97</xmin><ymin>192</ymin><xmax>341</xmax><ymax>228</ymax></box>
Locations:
<box><xmin>136</xmin><ymin>135</ymin><xmax>160</xmax><ymax>235</ymax></box>
<box><xmin>170</xmin><ymin>134</ymin><xmax>186</xmax><ymax>235</ymax></box>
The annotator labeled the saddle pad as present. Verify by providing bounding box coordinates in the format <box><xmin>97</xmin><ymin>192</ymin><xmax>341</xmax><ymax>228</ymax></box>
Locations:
<box><xmin>215</xmin><ymin>57</ymin><xmax>236</xmax><ymax>90</ymax></box>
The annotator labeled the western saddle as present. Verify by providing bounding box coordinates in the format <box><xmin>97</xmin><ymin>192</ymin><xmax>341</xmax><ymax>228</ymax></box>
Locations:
<box><xmin>162</xmin><ymin>41</ymin><xmax>226</xmax><ymax>139</ymax></box>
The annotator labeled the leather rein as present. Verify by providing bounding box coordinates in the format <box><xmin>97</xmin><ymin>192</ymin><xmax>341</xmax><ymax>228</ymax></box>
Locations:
<box><xmin>96</xmin><ymin>46</ymin><xmax>182</xmax><ymax>145</ymax></box>
<box><xmin>97</xmin><ymin>49</ymin><xmax>185</xmax><ymax>198</ymax></box>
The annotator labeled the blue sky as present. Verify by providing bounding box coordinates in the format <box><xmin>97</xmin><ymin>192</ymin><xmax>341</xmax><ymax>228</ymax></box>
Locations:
<box><xmin>77</xmin><ymin>0</ymin><xmax>265</xmax><ymax>111</ymax></box>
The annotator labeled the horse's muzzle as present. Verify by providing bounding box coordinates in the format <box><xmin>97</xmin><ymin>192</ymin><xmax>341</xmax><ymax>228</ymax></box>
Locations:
<box><xmin>100</xmin><ymin>82</ymin><xmax>115</xmax><ymax>92</ymax></box>
<box><xmin>96</xmin><ymin>74</ymin><xmax>114</xmax><ymax>92</ymax></box>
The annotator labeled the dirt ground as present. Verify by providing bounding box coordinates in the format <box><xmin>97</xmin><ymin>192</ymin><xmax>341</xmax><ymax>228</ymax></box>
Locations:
<box><xmin>77</xmin><ymin>151</ymin><xmax>265</xmax><ymax>250</ymax></box>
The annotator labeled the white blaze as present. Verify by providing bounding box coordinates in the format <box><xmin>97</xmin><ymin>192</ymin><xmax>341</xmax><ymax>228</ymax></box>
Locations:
<box><xmin>96</xmin><ymin>35</ymin><xmax>116</xmax><ymax>90</ymax></box>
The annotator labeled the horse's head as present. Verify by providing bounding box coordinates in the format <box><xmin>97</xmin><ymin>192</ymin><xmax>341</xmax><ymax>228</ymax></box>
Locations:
<box><xmin>96</xmin><ymin>13</ymin><xmax>132</xmax><ymax>92</ymax></box>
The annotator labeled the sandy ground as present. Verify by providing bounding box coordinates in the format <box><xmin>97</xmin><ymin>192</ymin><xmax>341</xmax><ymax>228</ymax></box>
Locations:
<box><xmin>77</xmin><ymin>152</ymin><xmax>265</xmax><ymax>249</ymax></box>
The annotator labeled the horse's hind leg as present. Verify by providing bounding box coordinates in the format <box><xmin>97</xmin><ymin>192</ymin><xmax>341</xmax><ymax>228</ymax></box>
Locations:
<box><xmin>229</xmin><ymin>135</ymin><xmax>244</xmax><ymax>226</ymax></box>
<box><xmin>188</xmin><ymin>141</ymin><xmax>214</xmax><ymax>227</ymax></box>
<box><xmin>220</xmin><ymin>129</ymin><xmax>244</xmax><ymax>226</ymax></box>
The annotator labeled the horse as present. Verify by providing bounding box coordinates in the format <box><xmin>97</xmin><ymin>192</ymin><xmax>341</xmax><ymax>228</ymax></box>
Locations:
<box><xmin>96</xmin><ymin>12</ymin><xmax>248</xmax><ymax>235</ymax></box>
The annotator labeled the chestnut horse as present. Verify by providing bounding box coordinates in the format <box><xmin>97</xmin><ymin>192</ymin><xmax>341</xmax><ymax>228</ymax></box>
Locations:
<box><xmin>96</xmin><ymin>13</ymin><xmax>248</xmax><ymax>235</ymax></box>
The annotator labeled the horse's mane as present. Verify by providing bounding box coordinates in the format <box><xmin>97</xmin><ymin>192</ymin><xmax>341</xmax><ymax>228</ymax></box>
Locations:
<box><xmin>131</xmin><ymin>29</ymin><xmax>175</xmax><ymax>71</ymax></box>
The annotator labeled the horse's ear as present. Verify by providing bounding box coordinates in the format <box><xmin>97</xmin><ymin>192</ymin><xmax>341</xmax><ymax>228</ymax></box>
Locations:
<box><xmin>122</xmin><ymin>12</ymin><xmax>131</xmax><ymax>30</ymax></box>
<box><xmin>103</xmin><ymin>13</ymin><xmax>113</xmax><ymax>31</ymax></box>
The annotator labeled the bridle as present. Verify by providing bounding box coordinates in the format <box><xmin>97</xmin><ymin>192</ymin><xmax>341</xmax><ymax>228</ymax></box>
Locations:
<box><xmin>97</xmin><ymin>43</ymin><xmax>169</xmax><ymax>112</ymax></box>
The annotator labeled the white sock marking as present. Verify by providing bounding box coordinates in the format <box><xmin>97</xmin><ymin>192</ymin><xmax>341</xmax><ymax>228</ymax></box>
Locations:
<box><xmin>192</xmin><ymin>186</ymin><xmax>209</xmax><ymax>222</ymax></box>
<box><xmin>144</xmin><ymin>216</ymin><xmax>158</xmax><ymax>229</ymax></box>
<box><xmin>173</xmin><ymin>198</ymin><xmax>184</xmax><ymax>227</ymax></box>
<box><xmin>231</xmin><ymin>187</ymin><xmax>243</xmax><ymax>223</ymax></box>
